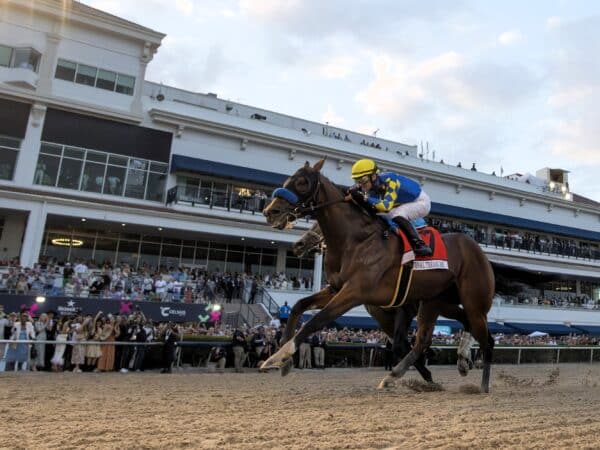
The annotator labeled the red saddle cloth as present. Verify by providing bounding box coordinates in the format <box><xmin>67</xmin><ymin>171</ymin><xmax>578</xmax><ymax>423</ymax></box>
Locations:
<box><xmin>396</xmin><ymin>226</ymin><xmax>449</xmax><ymax>270</ymax></box>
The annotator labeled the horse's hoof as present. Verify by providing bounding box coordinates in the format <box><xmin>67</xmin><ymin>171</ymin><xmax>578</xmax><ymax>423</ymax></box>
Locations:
<box><xmin>457</xmin><ymin>357</ymin><xmax>470</xmax><ymax>377</ymax></box>
<box><xmin>280</xmin><ymin>358</ymin><xmax>293</xmax><ymax>377</ymax></box>
<box><xmin>377</xmin><ymin>377</ymin><xmax>394</xmax><ymax>390</ymax></box>
<box><xmin>259</xmin><ymin>360</ymin><xmax>278</xmax><ymax>373</ymax></box>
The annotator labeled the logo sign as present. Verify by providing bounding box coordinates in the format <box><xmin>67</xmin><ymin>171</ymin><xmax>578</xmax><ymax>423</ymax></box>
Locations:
<box><xmin>160</xmin><ymin>306</ymin><xmax>186</xmax><ymax>318</ymax></box>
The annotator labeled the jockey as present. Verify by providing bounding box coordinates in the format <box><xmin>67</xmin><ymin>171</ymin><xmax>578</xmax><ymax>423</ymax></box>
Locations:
<box><xmin>350</xmin><ymin>158</ymin><xmax>432</xmax><ymax>257</ymax></box>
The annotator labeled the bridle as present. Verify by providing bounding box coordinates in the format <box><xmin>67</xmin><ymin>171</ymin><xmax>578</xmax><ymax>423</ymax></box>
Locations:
<box><xmin>272</xmin><ymin>171</ymin><xmax>345</xmax><ymax>219</ymax></box>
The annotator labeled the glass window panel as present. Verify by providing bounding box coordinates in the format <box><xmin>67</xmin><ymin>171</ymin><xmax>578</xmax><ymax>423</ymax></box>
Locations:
<box><xmin>141</xmin><ymin>234</ymin><xmax>161</xmax><ymax>243</ymax></box>
<box><xmin>196</xmin><ymin>241</ymin><xmax>209</xmax><ymax>248</ymax></box>
<box><xmin>128</xmin><ymin>158</ymin><xmax>148</xmax><ymax>170</ymax></box>
<box><xmin>244</xmin><ymin>253</ymin><xmax>260</xmax><ymax>274</ymax></box>
<box><xmin>57</xmin><ymin>158</ymin><xmax>83</xmax><ymax>190</ymax></box>
<box><xmin>0</xmin><ymin>45</ymin><xmax>11</xmax><ymax>67</ymax></box>
<box><xmin>86</xmin><ymin>151</ymin><xmax>107</xmax><ymax>163</ymax></box>
<box><xmin>40</xmin><ymin>143</ymin><xmax>62</xmax><ymax>156</ymax></box>
<box><xmin>103</xmin><ymin>165</ymin><xmax>125</xmax><ymax>195</ymax></box>
<box><xmin>146</xmin><ymin>172</ymin><xmax>166</xmax><ymax>202</ymax></box>
<box><xmin>0</xmin><ymin>136</ymin><xmax>20</xmax><ymax>149</ymax></box>
<box><xmin>150</xmin><ymin>162</ymin><xmax>168</xmax><ymax>174</ymax></box>
<box><xmin>208</xmin><ymin>249</ymin><xmax>226</xmax><ymax>272</ymax></box>
<box><xmin>13</xmin><ymin>48</ymin><xmax>40</xmax><ymax>71</ymax></box>
<box><xmin>261</xmin><ymin>254</ymin><xmax>276</xmax><ymax>276</ymax></box>
<box><xmin>63</xmin><ymin>147</ymin><xmax>85</xmax><ymax>159</ymax></box>
<box><xmin>226</xmin><ymin>251</ymin><xmax>244</xmax><ymax>274</ymax></box>
<box><xmin>162</xmin><ymin>238</ymin><xmax>182</xmax><ymax>245</ymax></box>
<box><xmin>115</xmin><ymin>74</ymin><xmax>135</xmax><ymax>95</ymax></box>
<box><xmin>81</xmin><ymin>161</ymin><xmax>105</xmax><ymax>193</ymax></box>
<box><xmin>228</xmin><ymin>244</ymin><xmax>245</xmax><ymax>252</ymax></box>
<box><xmin>181</xmin><ymin>247</ymin><xmax>194</xmax><ymax>266</ymax></box>
<box><xmin>96</xmin><ymin>69</ymin><xmax>116</xmax><ymax>91</ymax></box>
<box><xmin>139</xmin><ymin>242</ymin><xmax>160</xmax><ymax>270</ymax></box>
<box><xmin>69</xmin><ymin>234</ymin><xmax>94</xmax><ymax>262</ymax></box>
<box><xmin>0</xmin><ymin>148</ymin><xmax>18</xmax><ymax>180</ymax></box>
<box><xmin>75</xmin><ymin>63</ymin><xmax>97</xmax><ymax>86</ymax></box>
<box><xmin>120</xmin><ymin>232</ymin><xmax>141</xmax><ymax>240</ymax></box>
<box><xmin>195</xmin><ymin>247</ymin><xmax>208</xmax><ymax>266</ymax></box>
<box><xmin>108</xmin><ymin>155</ymin><xmax>128</xmax><ymax>166</ymax></box>
<box><xmin>55</xmin><ymin>59</ymin><xmax>77</xmax><ymax>82</ymax></box>
<box><xmin>161</xmin><ymin>244</ymin><xmax>181</xmax><ymax>268</ymax></box>
<box><xmin>44</xmin><ymin>233</ymin><xmax>71</xmax><ymax>264</ymax></box>
<box><xmin>261</xmin><ymin>248</ymin><xmax>277</xmax><ymax>256</ymax></box>
<box><xmin>210</xmin><ymin>242</ymin><xmax>227</xmax><ymax>250</ymax></box>
<box><xmin>34</xmin><ymin>154</ymin><xmax>60</xmax><ymax>186</ymax></box>
<box><xmin>182</xmin><ymin>240</ymin><xmax>195</xmax><ymax>247</ymax></box>
<box><xmin>116</xmin><ymin>239</ymin><xmax>140</xmax><ymax>267</ymax></box>
<box><xmin>94</xmin><ymin>237</ymin><xmax>117</xmax><ymax>266</ymax></box>
<box><xmin>124</xmin><ymin>168</ymin><xmax>147</xmax><ymax>199</ymax></box>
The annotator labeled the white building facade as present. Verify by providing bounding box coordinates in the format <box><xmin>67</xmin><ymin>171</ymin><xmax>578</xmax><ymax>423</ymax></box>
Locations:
<box><xmin>1</xmin><ymin>0</ymin><xmax>599</xmax><ymax>328</ymax></box>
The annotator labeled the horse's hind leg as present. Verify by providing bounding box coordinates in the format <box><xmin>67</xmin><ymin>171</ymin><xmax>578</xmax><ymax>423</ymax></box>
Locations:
<box><xmin>392</xmin><ymin>305</ymin><xmax>432</xmax><ymax>383</ymax></box>
<box><xmin>436</xmin><ymin>303</ymin><xmax>473</xmax><ymax>376</ymax></box>
<box><xmin>378</xmin><ymin>302</ymin><xmax>437</xmax><ymax>389</ymax></box>
<box><xmin>466</xmin><ymin>313</ymin><xmax>493</xmax><ymax>393</ymax></box>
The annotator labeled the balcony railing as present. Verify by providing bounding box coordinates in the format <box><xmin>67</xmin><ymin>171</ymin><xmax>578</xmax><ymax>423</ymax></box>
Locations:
<box><xmin>172</xmin><ymin>185</ymin><xmax>266</xmax><ymax>215</ymax></box>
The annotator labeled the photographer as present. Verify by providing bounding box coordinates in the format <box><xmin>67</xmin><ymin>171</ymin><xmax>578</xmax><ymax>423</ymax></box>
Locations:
<box><xmin>207</xmin><ymin>346</ymin><xmax>226</xmax><ymax>373</ymax></box>
<box><xmin>231</xmin><ymin>328</ymin><xmax>247</xmax><ymax>373</ymax></box>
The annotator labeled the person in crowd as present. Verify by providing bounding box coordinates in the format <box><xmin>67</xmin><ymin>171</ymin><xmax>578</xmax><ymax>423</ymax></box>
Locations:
<box><xmin>70</xmin><ymin>316</ymin><xmax>86</xmax><ymax>373</ymax></box>
<box><xmin>279</xmin><ymin>301</ymin><xmax>291</xmax><ymax>325</ymax></box>
<box><xmin>86</xmin><ymin>312</ymin><xmax>103</xmax><ymax>371</ymax></box>
<box><xmin>97</xmin><ymin>315</ymin><xmax>116</xmax><ymax>372</ymax></box>
<box><xmin>298</xmin><ymin>335</ymin><xmax>312</xmax><ymax>369</ymax></box>
<box><xmin>44</xmin><ymin>311</ymin><xmax>58</xmax><ymax>370</ymax></box>
<box><xmin>160</xmin><ymin>322</ymin><xmax>179</xmax><ymax>373</ymax></box>
<box><xmin>231</xmin><ymin>328</ymin><xmax>247</xmax><ymax>373</ymax></box>
<box><xmin>51</xmin><ymin>319</ymin><xmax>70</xmax><ymax>372</ymax></box>
<box><xmin>0</xmin><ymin>311</ymin><xmax>10</xmax><ymax>371</ymax></box>
<box><xmin>6</xmin><ymin>312</ymin><xmax>36</xmax><ymax>371</ymax></box>
<box><xmin>311</xmin><ymin>331</ymin><xmax>327</xmax><ymax>369</ymax></box>
<box><xmin>132</xmin><ymin>318</ymin><xmax>148</xmax><ymax>372</ymax></box>
<box><xmin>349</xmin><ymin>158</ymin><xmax>432</xmax><ymax>256</ymax></box>
<box><xmin>250</xmin><ymin>327</ymin><xmax>266</xmax><ymax>367</ymax></box>
<box><xmin>33</xmin><ymin>313</ymin><xmax>48</xmax><ymax>371</ymax></box>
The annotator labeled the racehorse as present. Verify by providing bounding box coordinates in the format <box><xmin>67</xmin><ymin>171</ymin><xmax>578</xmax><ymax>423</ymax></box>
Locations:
<box><xmin>261</xmin><ymin>159</ymin><xmax>495</xmax><ymax>392</ymax></box>
<box><xmin>292</xmin><ymin>223</ymin><xmax>434</xmax><ymax>383</ymax></box>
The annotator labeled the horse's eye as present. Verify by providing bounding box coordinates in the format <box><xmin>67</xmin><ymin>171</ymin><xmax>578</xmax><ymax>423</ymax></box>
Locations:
<box><xmin>295</xmin><ymin>176</ymin><xmax>310</xmax><ymax>193</ymax></box>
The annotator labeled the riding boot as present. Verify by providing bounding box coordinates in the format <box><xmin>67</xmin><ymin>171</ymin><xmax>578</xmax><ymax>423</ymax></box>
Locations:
<box><xmin>392</xmin><ymin>216</ymin><xmax>432</xmax><ymax>257</ymax></box>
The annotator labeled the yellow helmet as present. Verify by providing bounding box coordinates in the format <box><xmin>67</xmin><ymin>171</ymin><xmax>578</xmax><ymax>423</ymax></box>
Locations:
<box><xmin>351</xmin><ymin>159</ymin><xmax>378</xmax><ymax>179</ymax></box>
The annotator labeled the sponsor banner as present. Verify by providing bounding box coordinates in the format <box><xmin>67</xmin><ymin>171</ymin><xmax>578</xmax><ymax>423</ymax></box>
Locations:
<box><xmin>0</xmin><ymin>294</ymin><xmax>219</xmax><ymax>323</ymax></box>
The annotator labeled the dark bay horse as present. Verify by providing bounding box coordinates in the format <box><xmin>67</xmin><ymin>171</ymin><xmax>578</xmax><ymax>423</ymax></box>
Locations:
<box><xmin>261</xmin><ymin>160</ymin><xmax>495</xmax><ymax>392</ymax></box>
<box><xmin>292</xmin><ymin>223</ymin><xmax>434</xmax><ymax>383</ymax></box>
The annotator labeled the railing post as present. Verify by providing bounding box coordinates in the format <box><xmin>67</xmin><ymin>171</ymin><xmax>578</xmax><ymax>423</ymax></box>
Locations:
<box><xmin>517</xmin><ymin>348</ymin><xmax>521</xmax><ymax>365</ymax></box>
<box><xmin>556</xmin><ymin>348</ymin><xmax>560</xmax><ymax>364</ymax></box>
<box><xmin>591</xmin><ymin>348</ymin><xmax>594</xmax><ymax>365</ymax></box>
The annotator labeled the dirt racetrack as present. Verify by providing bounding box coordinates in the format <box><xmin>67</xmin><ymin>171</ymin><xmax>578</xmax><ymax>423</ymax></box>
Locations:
<box><xmin>2</xmin><ymin>364</ymin><xmax>600</xmax><ymax>449</ymax></box>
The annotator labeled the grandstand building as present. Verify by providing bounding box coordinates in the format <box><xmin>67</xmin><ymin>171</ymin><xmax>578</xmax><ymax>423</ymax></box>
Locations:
<box><xmin>1</xmin><ymin>0</ymin><xmax>599</xmax><ymax>332</ymax></box>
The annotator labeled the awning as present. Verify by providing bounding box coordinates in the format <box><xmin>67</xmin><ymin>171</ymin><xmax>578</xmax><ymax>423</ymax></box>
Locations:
<box><xmin>171</xmin><ymin>154</ymin><xmax>287</xmax><ymax>187</ymax></box>
<box><xmin>487</xmin><ymin>322</ymin><xmax>521</xmax><ymax>334</ymax></box>
<box><xmin>506</xmin><ymin>322</ymin><xmax>576</xmax><ymax>335</ymax></box>
<box><xmin>572</xmin><ymin>325</ymin><xmax>600</xmax><ymax>335</ymax></box>
<box><xmin>488</xmin><ymin>256</ymin><xmax>600</xmax><ymax>281</ymax></box>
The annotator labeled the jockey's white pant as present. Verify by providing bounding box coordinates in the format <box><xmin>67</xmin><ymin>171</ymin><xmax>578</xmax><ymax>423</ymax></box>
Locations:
<box><xmin>379</xmin><ymin>191</ymin><xmax>431</xmax><ymax>222</ymax></box>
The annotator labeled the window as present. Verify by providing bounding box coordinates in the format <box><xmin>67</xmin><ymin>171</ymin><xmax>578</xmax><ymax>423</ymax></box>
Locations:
<box><xmin>96</xmin><ymin>69</ymin><xmax>116</xmax><ymax>91</ymax></box>
<box><xmin>55</xmin><ymin>59</ymin><xmax>76</xmax><ymax>82</ymax></box>
<box><xmin>0</xmin><ymin>45</ymin><xmax>40</xmax><ymax>72</ymax></box>
<box><xmin>75</xmin><ymin>64</ymin><xmax>97</xmax><ymax>86</ymax></box>
<box><xmin>13</xmin><ymin>48</ymin><xmax>40</xmax><ymax>71</ymax></box>
<box><xmin>116</xmin><ymin>74</ymin><xmax>135</xmax><ymax>95</ymax></box>
<box><xmin>0</xmin><ymin>45</ymin><xmax>12</xmax><ymax>67</ymax></box>
<box><xmin>0</xmin><ymin>136</ymin><xmax>20</xmax><ymax>181</ymax></box>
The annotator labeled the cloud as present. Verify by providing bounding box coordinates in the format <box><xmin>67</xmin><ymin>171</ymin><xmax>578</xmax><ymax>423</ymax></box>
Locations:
<box><xmin>546</xmin><ymin>16</ymin><xmax>561</xmax><ymax>29</ymax></box>
<box><xmin>174</xmin><ymin>0</ymin><xmax>194</xmax><ymax>16</ymax></box>
<box><xmin>498</xmin><ymin>30</ymin><xmax>522</xmax><ymax>45</ymax></box>
<box><xmin>315</xmin><ymin>55</ymin><xmax>357</xmax><ymax>80</ymax></box>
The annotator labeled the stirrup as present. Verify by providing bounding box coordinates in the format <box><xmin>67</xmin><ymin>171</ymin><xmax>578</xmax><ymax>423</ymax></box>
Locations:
<box><xmin>413</xmin><ymin>241</ymin><xmax>432</xmax><ymax>257</ymax></box>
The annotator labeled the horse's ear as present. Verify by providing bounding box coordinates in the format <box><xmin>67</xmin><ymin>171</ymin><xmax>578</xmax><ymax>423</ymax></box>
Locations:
<box><xmin>313</xmin><ymin>158</ymin><xmax>326</xmax><ymax>172</ymax></box>
<box><xmin>304</xmin><ymin>161</ymin><xmax>310</xmax><ymax>168</ymax></box>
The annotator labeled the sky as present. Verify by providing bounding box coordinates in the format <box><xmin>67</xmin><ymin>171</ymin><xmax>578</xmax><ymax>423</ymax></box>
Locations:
<box><xmin>83</xmin><ymin>0</ymin><xmax>600</xmax><ymax>201</ymax></box>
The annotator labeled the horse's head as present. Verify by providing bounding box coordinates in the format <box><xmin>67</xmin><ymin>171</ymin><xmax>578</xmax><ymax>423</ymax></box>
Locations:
<box><xmin>263</xmin><ymin>159</ymin><xmax>325</xmax><ymax>229</ymax></box>
<box><xmin>292</xmin><ymin>224</ymin><xmax>324</xmax><ymax>257</ymax></box>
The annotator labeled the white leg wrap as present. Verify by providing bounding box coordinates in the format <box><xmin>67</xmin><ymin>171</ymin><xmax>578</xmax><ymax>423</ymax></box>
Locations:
<box><xmin>457</xmin><ymin>332</ymin><xmax>473</xmax><ymax>360</ymax></box>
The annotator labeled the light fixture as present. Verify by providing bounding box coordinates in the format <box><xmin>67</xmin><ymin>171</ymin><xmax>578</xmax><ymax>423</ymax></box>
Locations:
<box><xmin>158</xmin><ymin>227</ymin><xmax>163</xmax><ymax>231</ymax></box>
<box><xmin>35</xmin><ymin>296</ymin><xmax>46</xmax><ymax>303</ymax></box>
<box><xmin>549</xmin><ymin>181</ymin><xmax>555</xmax><ymax>190</ymax></box>
<box><xmin>121</xmin><ymin>223</ymin><xmax>126</xmax><ymax>227</ymax></box>
<box><xmin>212</xmin><ymin>304</ymin><xmax>222</xmax><ymax>312</ymax></box>
<box><xmin>81</xmin><ymin>218</ymin><xmax>86</xmax><ymax>222</ymax></box>
<box><xmin>241</xmin><ymin>237</ymin><xmax>245</xmax><ymax>241</ymax></box>
<box><xmin>270</xmin><ymin>241</ymin><xmax>275</xmax><ymax>244</ymax></box>
<box><xmin>51</xmin><ymin>238</ymin><xmax>83</xmax><ymax>247</ymax></box>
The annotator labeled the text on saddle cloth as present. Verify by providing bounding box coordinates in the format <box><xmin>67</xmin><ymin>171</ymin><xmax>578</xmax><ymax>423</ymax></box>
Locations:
<box><xmin>395</xmin><ymin>226</ymin><xmax>449</xmax><ymax>271</ymax></box>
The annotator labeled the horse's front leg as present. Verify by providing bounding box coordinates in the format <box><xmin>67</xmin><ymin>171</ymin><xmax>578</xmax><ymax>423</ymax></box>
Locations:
<box><xmin>378</xmin><ymin>302</ymin><xmax>438</xmax><ymax>389</ymax></box>
<box><xmin>281</xmin><ymin>287</ymin><xmax>335</xmax><ymax>344</ymax></box>
<box><xmin>260</xmin><ymin>285</ymin><xmax>361</xmax><ymax>376</ymax></box>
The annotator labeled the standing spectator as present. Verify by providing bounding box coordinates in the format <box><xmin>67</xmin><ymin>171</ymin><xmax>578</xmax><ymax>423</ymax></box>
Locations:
<box><xmin>312</xmin><ymin>332</ymin><xmax>326</xmax><ymax>369</ymax></box>
<box><xmin>97</xmin><ymin>315</ymin><xmax>116</xmax><ymax>372</ymax></box>
<box><xmin>0</xmin><ymin>311</ymin><xmax>13</xmax><ymax>371</ymax></box>
<box><xmin>86</xmin><ymin>313</ymin><xmax>103</xmax><ymax>371</ymax></box>
<box><xmin>250</xmin><ymin>327</ymin><xmax>266</xmax><ymax>366</ymax></box>
<box><xmin>70</xmin><ymin>318</ymin><xmax>86</xmax><ymax>373</ymax></box>
<box><xmin>132</xmin><ymin>319</ymin><xmax>148</xmax><ymax>372</ymax></box>
<box><xmin>33</xmin><ymin>313</ymin><xmax>49</xmax><ymax>371</ymax></box>
<box><xmin>231</xmin><ymin>328</ymin><xmax>247</xmax><ymax>373</ymax></box>
<box><xmin>6</xmin><ymin>313</ymin><xmax>36</xmax><ymax>371</ymax></box>
<box><xmin>160</xmin><ymin>322</ymin><xmax>179</xmax><ymax>373</ymax></box>
<box><xmin>279</xmin><ymin>301</ymin><xmax>291</xmax><ymax>325</ymax></box>
<box><xmin>44</xmin><ymin>311</ymin><xmax>58</xmax><ymax>370</ymax></box>
<box><xmin>298</xmin><ymin>335</ymin><xmax>312</xmax><ymax>369</ymax></box>
<box><xmin>51</xmin><ymin>319</ymin><xmax>69</xmax><ymax>372</ymax></box>
<box><xmin>154</xmin><ymin>277</ymin><xmax>167</xmax><ymax>301</ymax></box>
